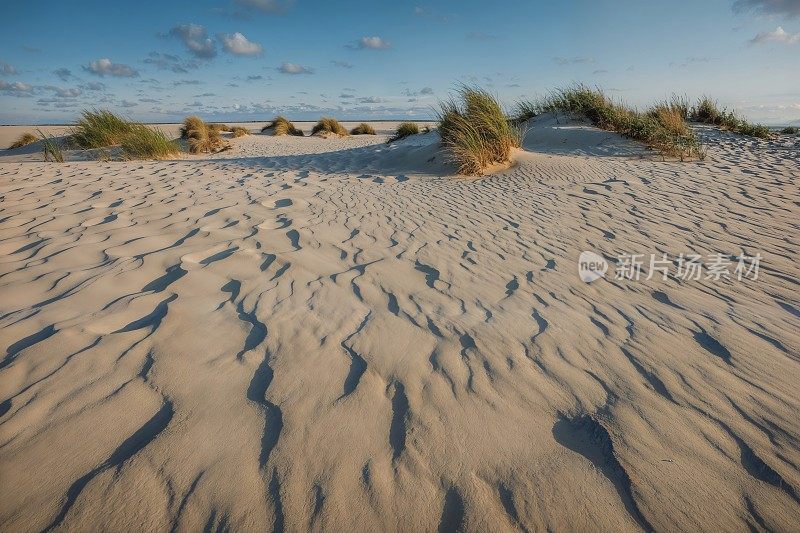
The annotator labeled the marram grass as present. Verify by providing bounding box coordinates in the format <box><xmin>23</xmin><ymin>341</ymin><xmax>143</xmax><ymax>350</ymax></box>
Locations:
<box><xmin>350</xmin><ymin>123</ymin><xmax>376</xmax><ymax>135</ymax></box>
<box><xmin>387</xmin><ymin>122</ymin><xmax>419</xmax><ymax>143</ymax></box>
<box><xmin>438</xmin><ymin>86</ymin><xmax>521</xmax><ymax>175</ymax></box>
<box><xmin>311</xmin><ymin>117</ymin><xmax>348</xmax><ymax>137</ymax></box>
<box><xmin>262</xmin><ymin>116</ymin><xmax>304</xmax><ymax>136</ymax></box>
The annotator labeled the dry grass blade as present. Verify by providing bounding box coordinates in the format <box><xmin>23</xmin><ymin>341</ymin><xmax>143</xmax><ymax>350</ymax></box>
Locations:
<box><xmin>120</xmin><ymin>125</ymin><xmax>180</xmax><ymax>160</ymax></box>
<box><xmin>37</xmin><ymin>129</ymin><xmax>64</xmax><ymax>163</ymax></box>
<box><xmin>8</xmin><ymin>132</ymin><xmax>38</xmax><ymax>150</ymax></box>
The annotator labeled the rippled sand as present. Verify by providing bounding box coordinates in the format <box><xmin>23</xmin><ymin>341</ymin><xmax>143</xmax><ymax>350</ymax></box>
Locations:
<box><xmin>1</xmin><ymin>120</ymin><xmax>798</xmax><ymax>531</ymax></box>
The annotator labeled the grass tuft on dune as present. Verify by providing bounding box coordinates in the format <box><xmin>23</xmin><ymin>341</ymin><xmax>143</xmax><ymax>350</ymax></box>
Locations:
<box><xmin>37</xmin><ymin>129</ymin><xmax>64</xmax><ymax>163</ymax></box>
<box><xmin>350</xmin><ymin>123</ymin><xmax>376</xmax><ymax>135</ymax></box>
<box><xmin>70</xmin><ymin>109</ymin><xmax>136</xmax><ymax>149</ymax></box>
<box><xmin>690</xmin><ymin>97</ymin><xmax>770</xmax><ymax>139</ymax></box>
<box><xmin>181</xmin><ymin>116</ymin><xmax>229</xmax><ymax>154</ymax></box>
<box><xmin>8</xmin><ymin>132</ymin><xmax>38</xmax><ymax>150</ymax></box>
<box><xmin>781</xmin><ymin>126</ymin><xmax>799</xmax><ymax>135</ymax></box>
<box><xmin>262</xmin><ymin>116</ymin><xmax>304</xmax><ymax>136</ymax></box>
<box><xmin>520</xmin><ymin>85</ymin><xmax>702</xmax><ymax>160</ymax></box>
<box><xmin>387</xmin><ymin>122</ymin><xmax>419</xmax><ymax>143</ymax></box>
<box><xmin>120</xmin><ymin>124</ymin><xmax>180</xmax><ymax>160</ymax></box>
<box><xmin>311</xmin><ymin>117</ymin><xmax>348</xmax><ymax>137</ymax></box>
<box><xmin>438</xmin><ymin>86</ymin><xmax>521</xmax><ymax>174</ymax></box>
<box><xmin>231</xmin><ymin>126</ymin><xmax>249</xmax><ymax>137</ymax></box>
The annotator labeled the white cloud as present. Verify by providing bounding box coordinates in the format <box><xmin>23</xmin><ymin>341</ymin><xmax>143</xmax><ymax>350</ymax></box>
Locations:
<box><xmin>749</xmin><ymin>26</ymin><xmax>800</xmax><ymax>44</ymax></box>
<box><xmin>278</xmin><ymin>62</ymin><xmax>313</xmax><ymax>74</ymax></box>
<box><xmin>53</xmin><ymin>68</ymin><xmax>71</xmax><ymax>81</ymax></box>
<box><xmin>350</xmin><ymin>36</ymin><xmax>391</xmax><ymax>50</ymax></box>
<box><xmin>83</xmin><ymin>58</ymin><xmax>139</xmax><ymax>77</ymax></box>
<box><xmin>167</xmin><ymin>24</ymin><xmax>216</xmax><ymax>59</ymax></box>
<box><xmin>234</xmin><ymin>0</ymin><xmax>291</xmax><ymax>13</ymax></box>
<box><xmin>219</xmin><ymin>32</ymin><xmax>263</xmax><ymax>56</ymax></box>
<box><xmin>0</xmin><ymin>80</ymin><xmax>33</xmax><ymax>96</ymax></box>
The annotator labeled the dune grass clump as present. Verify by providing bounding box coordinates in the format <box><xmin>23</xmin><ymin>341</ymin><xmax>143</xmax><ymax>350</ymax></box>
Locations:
<box><xmin>38</xmin><ymin>129</ymin><xmax>64</xmax><ymax>163</ymax></box>
<box><xmin>437</xmin><ymin>86</ymin><xmax>522</xmax><ymax>174</ymax></box>
<box><xmin>350</xmin><ymin>123</ymin><xmax>376</xmax><ymax>135</ymax></box>
<box><xmin>262</xmin><ymin>116</ymin><xmax>304</xmax><ymax>136</ymax></box>
<box><xmin>311</xmin><ymin>117</ymin><xmax>348</xmax><ymax>137</ymax></box>
<box><xmin>781</xmin><ymin>126</ymin><xmax>799</xmax><ymax>135</ymax></box>
<box><xmin>387</xmin><ymin>122</ymin><xmax>420</xmax><ymax>143</ymax></box>
<box><xmin>8</xmin><ymin>132</ymin><xmax>38</xmax><ymax>150</ymax></box>
<box><xmin>690</xmin><ymin>97</ymin><xmax>770</xmax><ymax>139</ymax></box>
<box><xmin>231</xmin><ymin>126</ymin><xmax>249</xmax><ymax>137</ymax></box>
<box><xmin>208</xmin><ymin>123</ymin><xmax>233</xmax><ymax>134</ymax></box>
<box><xmin>70</xmin><ymin>109</ymin><xmax>136</xmax><ymax>149</ymax></box>
<box><xmin>522</xmin><ymin>85</ymin><xmax>701</xmax><ymax>159</ymax></box>
<box><xmin>120</xmin><ymin>124</ymin><xmax>180</xmax><ymax>159</ymax></box>
<box><xmin>181</xmin><ymin>116</ymin><xmax>229</xmax><ymax>154</ymax></box>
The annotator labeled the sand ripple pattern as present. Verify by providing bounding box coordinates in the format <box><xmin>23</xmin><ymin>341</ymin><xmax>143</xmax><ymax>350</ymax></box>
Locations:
<box><xmin>1</xmin><ymin>130</ymin><xmax>799</xmax><ymax>531</ymax></box>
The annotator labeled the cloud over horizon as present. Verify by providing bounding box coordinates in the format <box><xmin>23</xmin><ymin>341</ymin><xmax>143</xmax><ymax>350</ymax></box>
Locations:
<box><xmin>83</xmin><ymin>58</ymin><xmax>139</xmax><ymax>77</ymax></box>
<box><xmin>349</xmin><ymin>36</ymin><xmax>391</xmax><ymax>50</ymax></box>
<box><xmin>278</xmin><ymin>62</ymin><xmax>314</xmax><ymax>74</ymax></box>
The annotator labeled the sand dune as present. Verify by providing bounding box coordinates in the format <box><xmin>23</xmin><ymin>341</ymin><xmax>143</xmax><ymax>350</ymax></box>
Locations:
<box><xmin>1</xmin><ymin>120</ymin><xmax>799</xmax><ymax>531</ymax></box>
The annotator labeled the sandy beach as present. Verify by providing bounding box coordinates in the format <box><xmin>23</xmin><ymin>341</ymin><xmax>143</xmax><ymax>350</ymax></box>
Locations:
<box><xmin>1</xmin><ymin>117</ymin><xmax>798</xmax><ymax>531</ymax></box>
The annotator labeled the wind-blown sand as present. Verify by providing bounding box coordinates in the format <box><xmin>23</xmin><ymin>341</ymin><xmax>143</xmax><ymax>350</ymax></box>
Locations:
<box><xmin>1</xmin><ymin>119</ymin><xmax>798</xmax><ymax>531</ymax></box>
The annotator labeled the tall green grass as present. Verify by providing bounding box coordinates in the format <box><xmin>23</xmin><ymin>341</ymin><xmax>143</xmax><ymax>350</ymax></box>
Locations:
<box><xmin>517</xmin><ymin>85</ymin><xmax>702</xmax><ymax>159</ymax></box>
<box><xmin>262</xmin><ymin>116</ymin><xmax>304</xmax><ymax>136</ymax></box>
<box><xmin>120</xmin><ymin>124</ymin><xmax>180</xmax><ymax>159</ymax></box>
<box><xmin>387</xmin><ymin>122</ymin><xmax>419</xmax><ymax>143</ymax></box>
<box><xmin>70</xmin><ymin>109</ymin><xmax>135</xmax><ymax>149</ymax></box>
<box><xmin>690</xmin><ymin>97</ymin><xmax>770</xmax><ymax>139</ymax></box>
<box><xmin>8</xmin><ymin>132</ymin><xmax>38</xmax><ymax>150</ymax></box>
<box><xmin>37</xmin><ymin>129</ymin><xmax>64</xmax><ymax>163</ymax></box>
<box><xmin>311</xmin><ymin>117</ymin><xmax>348</xmax><ymax>137</ymax></box>
<box><xmin>437</xmin><ymin>86</ymin><xmax>522</xmax><ymax>174</ymax></box>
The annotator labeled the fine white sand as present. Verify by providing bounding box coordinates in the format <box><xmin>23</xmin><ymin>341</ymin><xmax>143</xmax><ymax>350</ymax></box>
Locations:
<box><xmin>1</xmin><ymin>118</ymin><xmax>799</xmax><ymax>531</ymax></box>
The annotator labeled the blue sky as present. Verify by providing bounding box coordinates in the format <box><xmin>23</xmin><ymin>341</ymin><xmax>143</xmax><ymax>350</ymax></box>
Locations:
<box><xmin>1</xmin><ymin>0</ymin><xmax>799</xmax><ymax>124</ymax></box>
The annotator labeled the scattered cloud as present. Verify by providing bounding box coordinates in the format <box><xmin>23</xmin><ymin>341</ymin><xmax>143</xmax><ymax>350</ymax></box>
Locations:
<box><xmin>348</xmin><ymin>36</ymin><xmax>391</xmax><ymax>50</ymax></box>
<box><xmin>167</xmin><ymin>24</ymin><xmax>217</xmax><ymax>59</ymax></box>
<box><xmin>53</xmin><ymin>68</ymin><xmax>71</xmax><ymax>81</ymax></box>
<box><xmin>403</xmin><ymin>87</ymin><xmax>434</xmax><ymax>97</ymax></box>
<box><xmin>219</xmin><ymin>32</ymin><xmax>263</xmax><ymax>56</ymax></box>
<box><xmin>733</xmin><ymin>0</ymin><xmax>800</xmax><ymax>18</ymax></box>
<box><xmin>195</xmin><ymin>92</ymin><xmax>216</xmax><ymax>97</ymax></box>
<box><xmin>0</xmin><ymin>80</ymin><xmax>34</xmax><ymax>96</ymax></box>
<box><xmin>144</xmin><ymin>52</ymin><xmax>199</xmax><ymax>73</ymax></box>
<box><xmin>358</xmin><ymin>96</ymin><xmax>384</xmax><ymax>104</ymax></box>
<box><xmin>83</xmin><ymin>58</ymin><xmax>139</xmax><ymax>77</ymax></box>
<box><xmin>84</xmin><ymin>81</ymin><xmax>105</xmax><ymax>91</ymax></box>
<box><xmin>1</xmin><ymin>61</ymin><xmax>18</xmax><ymax>75</ymax></box>
<box><xmin>140</xmin><ymin>98</ymin><xmax>161</xmax><ymax>103</ymax></box>
<box><xmin>331</xmin><ymin>60</ymin><xmax>354</xmax><ymax>68</ymax></box>
<box><xmin>234</xmin><ymin>0</ymin><xmax>292</xmax><ymax>13</ymax></box>
<box><xmin>22</xmin><ymin>45</ymin><xmax>41</xmax><ymax>53</ymax></box>
<box><xmin>247</xmin><ymin>74</ymin><xmax>264</xmax><ymax>81</ymax></box>
<box><xmin>340</xmin><ymin>93</ymin><xmax>354</xmax><ymax>99</ymax></box>
<box><xmin>553</xmin><ymin>56</ymin><xmax>595</xmax><ymax>65</ymax></box>
<box><xmin>412</xmin><ymin>6</ymin><xmax>457</xmax><ymax>23</ymax></box>
<box><xmin>44</xmin><ymin>86</ymin><xmax>82</xmax><ymax>98</ymax></box>
<box><xmin>278</xmin><ymin>62</ymin><xmax>314</xmax><ymax>74</ymax></box>
<box><xmin>173</xmin><ymin>79</ymin><xmax>202</xmax><ymax>85</ymax></box>
<box><xmin>749</xmin><ymin>26</ymin><xmax>800</xmax><ymax>44</ymax></box>
<box><xmin>593</xmin><ymin>69</ymin><xmax>608</xmax><ymax>74</ymax></box>
<box><xmin>119</xmin><ymin>100</ymin><xmax>137</xmax><ymax>108</ymax></box>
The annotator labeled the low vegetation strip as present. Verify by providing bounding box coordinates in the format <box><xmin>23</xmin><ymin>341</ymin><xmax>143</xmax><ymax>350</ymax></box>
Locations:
<box><xmin>387</xmin><ymin>122</ymin><xmax>419</xmax><ymax>143</ymax></box>
<box><xmin>516</xmin><ymin>85</ymin><xmax>703</xmax><ymax>160</ymax></box>
<box><xmin>262</xmin><ymin>116</ymin><xmax>304</xmax><ymax>136</ymax></box>
<box><xmin>690</xmin><ymin>97</ymin><xmax>771</xmax><ymax>139</ymax></box>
